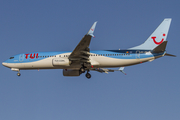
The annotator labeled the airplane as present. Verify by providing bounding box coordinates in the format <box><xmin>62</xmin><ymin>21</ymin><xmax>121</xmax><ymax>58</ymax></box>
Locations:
<box><xmin>2</xmin><ymin>18</ymin><xmax>176</xmax><ymax>79</ymax></box>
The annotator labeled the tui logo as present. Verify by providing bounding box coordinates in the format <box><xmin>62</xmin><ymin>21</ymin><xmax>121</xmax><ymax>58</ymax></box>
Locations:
<box><xmin>151</xmin><ymin>33</ymin><xmax>166</xmax><ymax>45</ymax></box>
<box><xmin>25</xmin><ymin>53</ymin><xmax>38</xmax><ymax>59</ymax></box>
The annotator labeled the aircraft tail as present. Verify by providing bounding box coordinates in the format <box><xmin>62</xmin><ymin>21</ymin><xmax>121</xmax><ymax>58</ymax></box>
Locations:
<box><xmin>129</xmin><ymin>18</ymin><xmax>172</xmax><ymax>50</ymax></box>
<box><xmin>152</xmin><ymin>41</ymin><xmax>167</xmax><ymax>53</ymax></box>
<box><xmin>151</xmin><ymin>41</ymin><xmax>176</xmax><ymax>57</ymax></box>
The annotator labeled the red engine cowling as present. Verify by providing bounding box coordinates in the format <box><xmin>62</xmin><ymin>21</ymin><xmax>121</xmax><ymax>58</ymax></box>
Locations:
<box><xmin>63</xmin><ymin>69</ymin><xmax>80</xmax><ymax>76</ymax></box>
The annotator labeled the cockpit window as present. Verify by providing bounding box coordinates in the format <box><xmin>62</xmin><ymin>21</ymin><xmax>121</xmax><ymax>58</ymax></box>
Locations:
<box><xmin>9</xmin><ymin>57</ymin><xmax>14</xmax><ymax>59</ymax></box>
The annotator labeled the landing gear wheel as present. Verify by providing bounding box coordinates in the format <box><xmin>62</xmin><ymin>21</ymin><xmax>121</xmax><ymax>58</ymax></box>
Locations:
<box><xmin>86</xmin><ymin>73</ymin><xmax>91</xmax><ymax>79</ymax></box>
<box><xmin>17</xmin><ymin>73</ymin><xmax>21</xmax><ymax>76</ymax></box>
<box><xmin>80</xmin><ymin>67</ymin><xmax>85</xmax><ymax>73</ymax></box>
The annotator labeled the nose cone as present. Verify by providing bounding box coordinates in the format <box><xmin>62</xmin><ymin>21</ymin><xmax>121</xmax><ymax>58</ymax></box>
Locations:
<box><xmin>2</xmin><ymin>62</ymin><xmax>8</xmax><ymax>67</ymax></box>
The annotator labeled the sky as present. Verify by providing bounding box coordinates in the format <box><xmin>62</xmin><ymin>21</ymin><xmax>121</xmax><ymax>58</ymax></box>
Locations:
<box><xmin>0</xmin><ymin>0</ymin><xmax>180</xmax><ymax>120</ymax></box>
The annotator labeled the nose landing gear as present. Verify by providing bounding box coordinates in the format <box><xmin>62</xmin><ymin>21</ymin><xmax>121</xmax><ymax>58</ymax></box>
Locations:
<box><xmin>17</xmin><ymin>72</ymin><xmax>21</xmax><ymax>76</ymax></box>
<box><xmin>10</xmin><ymin>68</ymin><xmax>21</xmax><ymax>76</ymax></box>
<box><xmin>17</xmin><ymin>70</ymin><xmax>21</xmax><ymax>76</ymax></box>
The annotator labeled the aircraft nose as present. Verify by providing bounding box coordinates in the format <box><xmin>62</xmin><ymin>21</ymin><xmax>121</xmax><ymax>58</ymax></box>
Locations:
<box><xmin>2</xmin><ymin>62</ymin><xmax>8</xmax><ymax>67</ymax></box>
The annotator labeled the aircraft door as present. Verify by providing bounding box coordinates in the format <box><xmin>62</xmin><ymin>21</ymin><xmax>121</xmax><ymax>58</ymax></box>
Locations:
<box><xmin>136</xmin><ymin>51</ymin><xmax>140</xmax><ymax>59</ymax></box>
<box><xmin>19</xmin><ymin>54</ymin><xmax>24</xmax><ymax>62</ymax></box>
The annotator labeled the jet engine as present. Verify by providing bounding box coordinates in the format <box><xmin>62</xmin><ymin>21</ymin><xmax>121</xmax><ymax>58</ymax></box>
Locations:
<box><xmin>52</xmin><ymin>58</ymin><xmax>71</xmax><ymax>66</ymax></box>
<box><xmin>63</xmin><ymin>69</ymin><xmax>80</xmax><ymax>76</ymax></box>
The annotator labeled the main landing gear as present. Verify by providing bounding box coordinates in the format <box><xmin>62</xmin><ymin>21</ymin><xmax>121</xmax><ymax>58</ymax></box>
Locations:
<box><xmin>79</xmin><ymin>67</ymin><xmax>91</xmax><ymax>79</ymax></box>
<box><xmin>86</xmin><ymin>72</ymin><xmax>91</xmax><ymax>79</ymax></box>
<box><xmin>80</xmin><ymin>67</ymin><xmax>86</xmax><ymax>73</ymax></box>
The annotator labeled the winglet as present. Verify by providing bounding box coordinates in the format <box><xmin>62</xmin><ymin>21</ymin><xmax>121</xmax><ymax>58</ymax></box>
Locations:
<box><xmin>119</xmin><ymin>67</ymin><xmax>127</xmax><ymax>75</ymax></box>
<box><xmin>87</xmin><ymin>21</ymin><xmax>97</xmax><ymax>37</ymax></box>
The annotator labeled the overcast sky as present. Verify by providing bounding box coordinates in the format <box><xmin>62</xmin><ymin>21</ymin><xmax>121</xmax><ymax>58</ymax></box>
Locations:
<box><xmin>0</xmin><ymin>0</ymin><xmax>180</xmax><ymax>120</ymax></box>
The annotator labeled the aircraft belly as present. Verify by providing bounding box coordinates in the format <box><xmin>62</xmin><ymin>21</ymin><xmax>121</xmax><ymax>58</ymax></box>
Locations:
<box><xmin>8</xmin><ymin>58</ymin><xmax>54</xmax><ymax>69</ymax></box>
<box><xmin>4</xmin><ymin>63</ymin><xmax>24</xmax><ymax>69</ymax></box>
<box><xmin>92</xmin><ymin>56</ymin><xmax>155</xmax><ymax>67</ymax></box>
<box><xmin>22</xmin><ymin>57</ymin><xmax>80</xmax><ymax>69</ymax></box>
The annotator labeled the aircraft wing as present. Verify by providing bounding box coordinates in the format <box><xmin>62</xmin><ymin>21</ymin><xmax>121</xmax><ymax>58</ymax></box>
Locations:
<box><xmin>91</xmin><ymin>67</ymin><xmax>127</xmax><ymax>75</ymax></box>
<box><xmin>69</xmin><ymin>22</ymin><xmax>97</xmax><ymax>63</ymax></box>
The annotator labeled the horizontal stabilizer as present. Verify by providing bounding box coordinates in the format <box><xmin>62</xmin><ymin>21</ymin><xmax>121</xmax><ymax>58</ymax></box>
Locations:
<box><xmin>119</xmin><ymin>67</ymin><xmax>126</xmax><ymax>75</ymax></box>
<box><xmin>165</xmin><ymin>53</ymin><xmax>176</xmax><ymax>57</ymax></box>
<box><xmin>152</xmin><ymin>41</ymin><xmax>167</xmax><ymax>53</ymax></box>
<box><xmin>91</xmin><ymin>67</ymin><xmax>126</xmax><ymax>75</ymax></box>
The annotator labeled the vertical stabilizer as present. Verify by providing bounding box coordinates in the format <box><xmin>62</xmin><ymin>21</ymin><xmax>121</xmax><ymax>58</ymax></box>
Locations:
<box><xmin>129</xmin><ymin>18</ymin><xmax>172</xmax><ymax>50</ymax></box>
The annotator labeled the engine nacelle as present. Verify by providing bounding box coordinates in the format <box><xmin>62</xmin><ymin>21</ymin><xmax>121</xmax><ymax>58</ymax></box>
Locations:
<box><xmin>63</xmin><ymin>69</ymin><xmax>80</xmax><ymax>76</ymax></box>
<box><xmin>52</xmin><ymin>58</ymin><xmax>71</xmax><ymax>66</ymax></box>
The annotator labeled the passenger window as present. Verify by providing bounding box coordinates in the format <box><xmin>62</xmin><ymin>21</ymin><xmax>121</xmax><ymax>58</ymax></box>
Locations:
<box><xmin>10</xmin><ymin>57</ymin><xmax>14</xmax><ymax>59</ymax></box>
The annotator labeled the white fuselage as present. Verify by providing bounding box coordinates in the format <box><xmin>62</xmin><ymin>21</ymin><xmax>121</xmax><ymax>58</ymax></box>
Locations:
<box><xmin>2</xmin><ymin>50</ymin><xmax>162</xmax><ymax>71</ymax></box>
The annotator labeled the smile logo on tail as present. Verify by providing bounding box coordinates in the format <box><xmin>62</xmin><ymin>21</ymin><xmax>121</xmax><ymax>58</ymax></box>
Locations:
<box><xmin>151</xmin><ymin>33</ymin><xmax>166</xmax><ymax>45</ymax></box>
<box><xmin>91</xmin><ymin>28</ymin><xmax>94</xmax><ymax>31</ymax></box>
